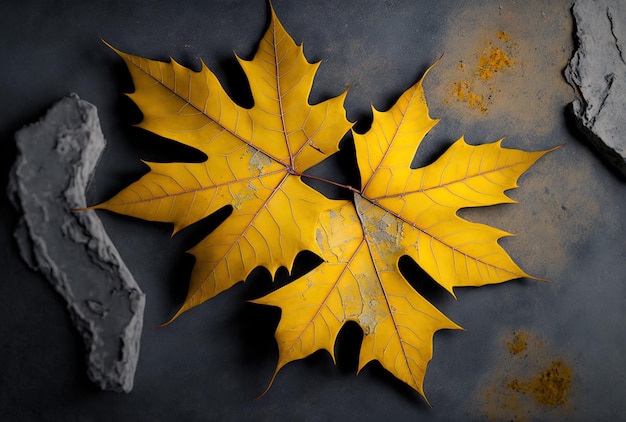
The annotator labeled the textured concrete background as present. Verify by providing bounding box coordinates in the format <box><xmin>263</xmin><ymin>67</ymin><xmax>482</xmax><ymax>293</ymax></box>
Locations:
<box><xmin>1</xmin><ymin>0</ymin><xmax>624</xmax><ymax>420</ymax></box>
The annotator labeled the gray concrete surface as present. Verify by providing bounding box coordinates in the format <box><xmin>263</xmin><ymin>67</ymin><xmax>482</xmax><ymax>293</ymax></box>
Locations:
<box><xmin>1</xmin><ymin>1</ymin><xmax>624</xmax><ymax>420</ymax></box>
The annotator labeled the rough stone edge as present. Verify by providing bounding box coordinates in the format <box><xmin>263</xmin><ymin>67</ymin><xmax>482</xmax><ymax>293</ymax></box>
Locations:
<box><xmin>7</xmin><ymin>94</ymin><xmax>145</xmax><ymax>392</ymax></box>
<box><xmin>564</xmin><ymin>0</ymin><xmax>626</xmax><ymax>178</ymax></box>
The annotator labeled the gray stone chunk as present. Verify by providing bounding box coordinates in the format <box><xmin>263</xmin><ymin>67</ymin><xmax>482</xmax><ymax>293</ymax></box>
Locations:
<box><xmin>7</xmin><ymin>94</ymin><xmax>145</xmax><ymax>393</ymax></box>
<box><xmin>565</xmin><ymin>0</ymin><xmax>626</xmax><ymax>177</ymax></box>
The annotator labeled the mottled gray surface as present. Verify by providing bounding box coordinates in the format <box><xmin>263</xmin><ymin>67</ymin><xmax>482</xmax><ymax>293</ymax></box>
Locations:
<box><xmin>1</xmin><ymin>1</ymin><xmax>625</xmax><ymax>421</ymax></box>
<box><xmin>8</xmin><ymin>94</ymin><xmax>145</xmax><ymax>392</ymax></box>
<box><xmin>565</xmin><ymin>0</ymin><xmax>626</xmax><ymax>177</ymax></box>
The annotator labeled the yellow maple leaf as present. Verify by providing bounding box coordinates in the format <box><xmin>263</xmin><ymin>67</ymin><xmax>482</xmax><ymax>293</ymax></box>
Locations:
<box><xmin>253</xmin><ymin>66</ymin><xmax>556</xmax><ymax>403</ymax></box>
<box><xmin>91</xmin><ymin>3</ymin><xmax>557</xmax><ymax>402</ymax></box>
<box><xmin>92</xmin><ymin>6</ymin><xmax>352</xmax><ymax>321</ymax></box>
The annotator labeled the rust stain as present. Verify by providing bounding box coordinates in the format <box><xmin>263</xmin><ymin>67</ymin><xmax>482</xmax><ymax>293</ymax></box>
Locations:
<box><xmin>508</xmin><ymin>359</ymin><xmax>573</xmax><ymax>407</ymax></box>
<box><xmin>429</xmin><ymin>0</ymin><xmax>575</xmax><ymax>139</ymax></box>
<box><xmin>448</xmin><ymin>31</ymin><xmax>514</xmax><ymax>113</ymax></box>
<box><xmin>451</xmin><ymin>81</ymin><xmax>488</xmax><ymax>112</ymax></box>
<box><xmin>476</xmin><ymin>43</ymin><xmax>513</xmax><ymax>81</ymax></box>
<box><xmin>497</xmin><ymin>30</ymin><xmax>510</xmax><ymax>41</ymax></box>
<box><xmin>478</xmin><ymin>330</ymin><xmax>575</xmax><ymax>421</ymax></box>
<box><xmin>507</xmin><ymin>330</ymin><xmax>529</xmax><ymax>355</ymax></box>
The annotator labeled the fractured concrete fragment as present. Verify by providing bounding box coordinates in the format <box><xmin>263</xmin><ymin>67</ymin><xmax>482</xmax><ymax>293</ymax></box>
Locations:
<box><xmin>8</xmin><ymin>94</ymin><xmax>145</xmax><ymax>393</ymax></box>
<box><xmin>565</xmin><ymin>0</ymin><xmax>626</xmax><ymax>177</ymax></box>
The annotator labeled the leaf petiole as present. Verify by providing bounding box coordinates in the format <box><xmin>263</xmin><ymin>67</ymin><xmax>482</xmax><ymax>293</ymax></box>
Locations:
<box><xmin>299</xmin><ymin>172</ymin><xmax>361</xmax><ymax>194</ymax></box>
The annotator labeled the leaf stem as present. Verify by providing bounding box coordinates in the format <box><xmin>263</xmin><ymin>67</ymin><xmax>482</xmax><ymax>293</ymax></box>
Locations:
<box><xmin>298</xmin><ymin>172</ymin><xmax>361</xmax><ymax>194</ymax></box>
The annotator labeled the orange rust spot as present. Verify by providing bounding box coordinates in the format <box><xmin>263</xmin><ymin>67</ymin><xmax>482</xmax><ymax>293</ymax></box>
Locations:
<box><xmin>508</xmin><ymin>359</ymin><xmax>573</xmax><ymax>407</ymax></box>
<box><xmin>448</xmin><ymin>31</ymin><xmax>514</xmax><ymax>113</ymax></box>
<box><xmin>507</xmin><ymin>330</ymin><xmax>529</xmax><ymax>355</ymax></box>
<box><xmin>480</xmin><ymin>331</ymin><xmax>574</xmax><ymax>420</ymax></box>
<box><xmin>452</xmin><ymin>81</ymin><xmax>488</xmax><ymax>112</ymax></box>
<box><xmin>477</xmin><ymin>45</ymin><xmax>513</xmax><ymax>81</ymax></box>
